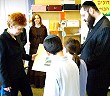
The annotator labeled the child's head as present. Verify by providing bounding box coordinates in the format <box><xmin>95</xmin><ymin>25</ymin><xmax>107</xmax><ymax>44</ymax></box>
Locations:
<box><xmin>43</xmin><ymin>35</ymin><xmax>63</xmax><ymax>55</ymax></box>
<box><xmin>64</xmin><ymin>38</ymin><xmax>80</xmax><ymax>67</ymax></box>
<box><xmin>64</xmin><ymin>38</ymin><xmax>80</xmax><ymax>55</ymax></box>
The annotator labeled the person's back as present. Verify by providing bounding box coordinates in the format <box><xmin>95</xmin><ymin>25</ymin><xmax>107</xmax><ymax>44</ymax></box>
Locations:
<box><xmin>46</xmin><ymin>55</ymin><xmax>80</xmax><ymax>96</ymax></box>
<box><xmin>43</xmin><ymin>35</ymin><xmax>80</xmax><ymax>96</ymax></box>
<box><xmin>0</xmin><ymin>12</ymin><xmax>33</xmax><ymax>96</ymax></box>
<box><xmin>64</xmin><ymin>38</ymin><xmax>87</xmax><ymax>96</ymax></box>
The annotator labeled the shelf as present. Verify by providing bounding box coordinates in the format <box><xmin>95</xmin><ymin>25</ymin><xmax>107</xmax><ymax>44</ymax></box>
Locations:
<box><xmin>74</xmin><ymin>33</ymin><xmax>81</xmax><ymax>35</ymax></box>
<box><xmin>63</xmin><ymin>10</ymin><xmax>80</xmax><ymax>12</ymax></box>
<box><xmin>32</xmin><ymin>10</ymin><xmax>80</xmax><ymax>13</ymax></box>
<box><xmin>32</xmin><ymin>11</ymin><xmax>62</xmax><ymax>13</ymax></box>
<box><xmin>30</xmin><ymin>1</ymin><xmax>81</xmax><ymax>43</ymax></box>
<box><xmin>62</xmin><ymin>34</ymin><xmax>81</xmax><ymax>43</ymax></box>
<box><xmin>64</xmin><ymin>26</ymin><xmax>80</xmax><ymax>28</ymax></box>
<box><xmin>49</xmin><ymin>30</ymin><xmax>62</xmax><ymax>31</ymax></box>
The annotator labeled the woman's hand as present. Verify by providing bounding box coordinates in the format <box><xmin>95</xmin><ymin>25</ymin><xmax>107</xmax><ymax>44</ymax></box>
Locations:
<box><xmin>4</xmin><ymin>86</ymin><xmax>12</xmax><ymax>92</ymax></box>
<box><xmin>31</xmin><ymin>54</ymin><xmax>38</xmax><ymax>61</ymax></box>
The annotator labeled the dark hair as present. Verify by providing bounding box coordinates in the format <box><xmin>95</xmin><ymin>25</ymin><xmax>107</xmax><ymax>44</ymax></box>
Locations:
<box><xmin>64</xmin><ymin>38</ymin><xmax>80</xmax><ymax>54</ymax></box>
<box><xmin>43</xmin><ymin>35</ymin><xmax>63</xmax><ymax>55</ymax></box>
<box><xmin>81</xmin><ymin>1</ymin><xmax>99</xmax><ymax>12</ymax></box>
<box><xmin>64</xmin><ymin>38</ymin><xmax>80</xmax><ymax>67</ymax></box>
<box><xmin>32</xmin><ymin>13</ymin><xmax>42</xmax><ymax>26</ymax></box>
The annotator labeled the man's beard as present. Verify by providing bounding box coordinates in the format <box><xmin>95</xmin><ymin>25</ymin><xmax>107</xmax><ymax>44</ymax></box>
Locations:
<box><xmin>87</xmin><ymin>14</ymin><xmax>95</xmax><ymax>30</ymax></box>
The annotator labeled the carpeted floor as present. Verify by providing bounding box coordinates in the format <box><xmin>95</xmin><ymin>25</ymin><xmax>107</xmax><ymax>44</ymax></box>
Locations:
<box><xmin>18</xmin><ymin>88</ymin><xmax>44</xmax><ymax>96</ymax></box>
<box><xmin>18</xmin><ymin>88</ymin><xmax>110</xmax><ymax>96</ymax></box>
<box><xmin>32</xmin><ymin>88</ymin><xmax>44</xmax><ymax>96</ymax></box>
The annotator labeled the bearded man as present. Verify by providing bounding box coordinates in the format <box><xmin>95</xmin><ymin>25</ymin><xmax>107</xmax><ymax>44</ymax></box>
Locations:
<box><xmin>80</xmin><ymin>1</ymin><xmax>110</xmax><ymax>96</ymax></box>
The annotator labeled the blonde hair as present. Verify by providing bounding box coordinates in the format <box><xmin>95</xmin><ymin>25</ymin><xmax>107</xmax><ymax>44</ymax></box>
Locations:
<box><xmin>7</xmin><ymin>12</ymin><xmax>27</xmax><ymax>28</ymax></box>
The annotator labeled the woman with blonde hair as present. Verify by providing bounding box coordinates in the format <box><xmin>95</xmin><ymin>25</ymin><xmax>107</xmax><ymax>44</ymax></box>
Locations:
<box><xmin>0</xmin><ymin>12</ymin><xmax>37</xmax><ymax>96</ymax></box>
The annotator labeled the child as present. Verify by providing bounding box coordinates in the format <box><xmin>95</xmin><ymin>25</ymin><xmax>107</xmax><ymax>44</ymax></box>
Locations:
<box><xmin>43</xmin><ymin>35</ymin><xmax>80</xmax><ymax>96</ymax></box>
<box><xmin>64</xmin><ymin>38</ymin><xmax>87</xmax><ymax>96</ymax></box>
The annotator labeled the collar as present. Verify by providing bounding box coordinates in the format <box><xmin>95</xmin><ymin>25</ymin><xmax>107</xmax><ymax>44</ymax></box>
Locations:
<box><xmin>93</xmin><ymin>14</ymin><xmax>104</xmax><ymax>26</ymax></box>
<box><xmin>35</xmin><ymin>24</ymin><xmax>41</xmax><ymax>28</ymax></box>
<box><xmin>7</xmin><ymin>31</ymin><xmax>16</xmax><ymax>40</ymax></box>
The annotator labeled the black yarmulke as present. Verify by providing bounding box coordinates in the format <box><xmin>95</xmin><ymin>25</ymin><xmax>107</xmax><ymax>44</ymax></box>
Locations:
<box><xmin>82</xmin><ymin>1</ymin><xmax>96</xmax><ymax>7</ymax></box>
<box><xmin>44</xmin><ymin>35</ymin><xmax>57</xmax><ymax>41</ymax></box>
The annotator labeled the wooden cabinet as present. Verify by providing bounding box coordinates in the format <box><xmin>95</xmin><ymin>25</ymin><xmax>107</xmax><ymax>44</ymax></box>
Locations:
<box><xmin>61</xmin><ymin>10</ymin><xmax>81</xmax><ymax>43</ymax></box>
<box><xmin>30</xmin><ymin>0</ymin><xmax>81</xmax><ymax>43</ymax></box>
<box><xmin>63</xmin><ymin>33</ymin><xmax>81</xmax><ymax>44</ymax></box>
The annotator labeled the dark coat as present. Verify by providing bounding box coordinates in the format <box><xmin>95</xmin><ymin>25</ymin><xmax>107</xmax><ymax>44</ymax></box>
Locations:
<box><xmin>29</xmin><ymin>25</ymin><xmax>47</xmax><ymax>54</ymax></box>
<box><xmin>80</xmin><ymin>16</ymin><xmax>110</xmax><ymax>88</ymax></box>
<box><xmin>0</xmin><ymin>31</ymin><xmax>31</xmax><ymax>88</ymax></box>
<box><xmin>28</xmin><ymin>25</ymin><xmax>47</xmax><ymax>87</ymax></box>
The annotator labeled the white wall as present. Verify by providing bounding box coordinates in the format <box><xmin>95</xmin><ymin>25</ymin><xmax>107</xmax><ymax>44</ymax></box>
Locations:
<box><xmin>0</xmin><ymin>0</ymin><xmax>29</xmax><ymax>34</ymax></box>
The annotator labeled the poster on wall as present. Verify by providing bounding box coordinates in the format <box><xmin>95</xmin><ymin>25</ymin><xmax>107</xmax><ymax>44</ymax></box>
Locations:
<box><xmin>93</xmin><ymin>0</ymin><xmax>110</xmax><ymax>16</ymax></box>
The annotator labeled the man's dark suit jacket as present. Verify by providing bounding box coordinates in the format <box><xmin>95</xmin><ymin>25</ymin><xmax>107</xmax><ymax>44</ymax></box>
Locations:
<box><xmin>0</xmin><ymin>31</ymin><xmax>31</xmax><ymax>88</ymax></box>
<box><xmin>80</xmin><ymin>16</ymin><xmax>110</xmax><ymax>88</ymax></box>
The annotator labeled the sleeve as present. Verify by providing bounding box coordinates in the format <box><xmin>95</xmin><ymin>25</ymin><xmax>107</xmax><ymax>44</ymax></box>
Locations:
<box><xmin>86</xmin><ymin>27</ymin><xmax>110</xmax><ymax>69</ymax></box>
<box><xmin>29</xmin><ymin>27</ymin><xmax>32</xmax><ymax>43</ymax></box>
<box><xmin>22</xmin><ymin>53</ymin><xmax>32</xmax><ymax>61</ymax></box>
<box><xmin>0</xmin><ymin>39</ymin><xmax>11</xmax><ymax>88</ymax></box>
<box><xmin>20</xmin><ymin>28</ymin><xmax>27</xmax><ymax>46</ymax></box>
<box><xmin>44</xmin><ymin>26</ymin><xmax>48</xmax><ymax>37</ymax></box>
<box><xmin>43</xmin><ymin>69</ymin><xmax>60</xmax><ymax>96</ymax></box>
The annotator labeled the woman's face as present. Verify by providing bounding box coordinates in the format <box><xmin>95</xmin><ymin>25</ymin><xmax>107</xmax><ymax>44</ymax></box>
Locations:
<box><xmin>34</xmin><ymin>15</ymin><xmax>40</xmax><ymax>25</ymax></box>
<box><xmin>10</xmin><ymin>25</ymin><xmax>24</xmax><ymax>36</ymax></box>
